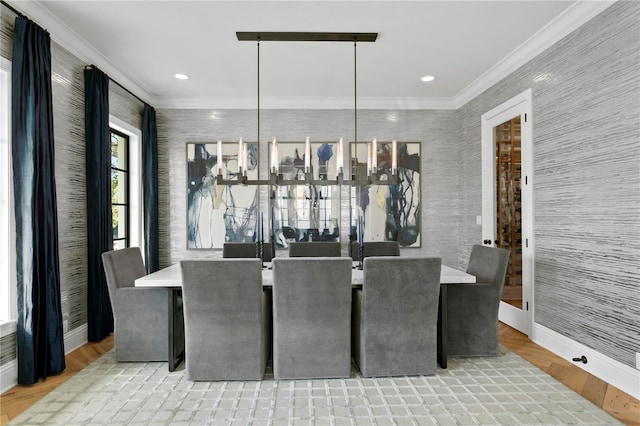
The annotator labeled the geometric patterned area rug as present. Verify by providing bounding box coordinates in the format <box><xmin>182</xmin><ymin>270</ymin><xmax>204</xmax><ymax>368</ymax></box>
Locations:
<box><xmin>9</xmin><ymin>346</ymin><xmax>620</xmax><ymax>425</ymax></box>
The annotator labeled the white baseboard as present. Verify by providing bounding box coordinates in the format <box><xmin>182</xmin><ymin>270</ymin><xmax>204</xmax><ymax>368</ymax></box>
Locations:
<box><xmin>0</xmin><ymin>359</ymin><xmax>17</xmax><ymax>394</ymax></box>
<box><xmin>64</xmin><ymin>323</ymin><xmax>88</xmax><ymax>354</ymax></box>
<box><xmin>0</xmin><ymin>323</ymin><xmax>88</xmax><ymax>394</ymax></box>
<box><xmin>532</xmin><ymin>323</ymin><xmax>640</xmax><ymax>400</ymax></box>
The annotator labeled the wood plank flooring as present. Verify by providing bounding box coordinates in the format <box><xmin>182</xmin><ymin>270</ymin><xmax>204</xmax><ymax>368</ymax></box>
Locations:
<box><xmin>1</xmin><ymin>326</ymin><xmax>638</xmax><ymax>425</ymax></box>
<box><xmin>498</xmin><ymin>323</ymin><xmax>640</xmax><ymax>425</ymax></box>
<box><xmin>0</xmin><ymin>335</ymin><xmax>114</xmax><ymax>426</ymax></box>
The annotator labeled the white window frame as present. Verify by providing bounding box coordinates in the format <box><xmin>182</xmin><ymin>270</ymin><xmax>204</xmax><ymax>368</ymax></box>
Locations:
<box><xmin>109</xmin><ymin>116</ymin><xmax>144</xmax><ymax>256</ymax></box>
<box><xmin>1</xmin><ymin>57</ymin><xmax>17</xmax><ymax>336</ymax></box>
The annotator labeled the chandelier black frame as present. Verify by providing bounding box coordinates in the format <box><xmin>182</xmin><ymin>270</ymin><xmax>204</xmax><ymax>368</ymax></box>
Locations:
<box><xmin>215</xmin><ymin>32</ymin><xmax>400</xmax><ymax>187</ymax></box>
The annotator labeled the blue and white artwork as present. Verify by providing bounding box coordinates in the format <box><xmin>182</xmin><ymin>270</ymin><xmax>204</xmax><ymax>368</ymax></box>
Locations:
<box><xmin>351</xmin><ymin>141</ymin><xmax>421</xmax><ymax>247</ymax></box>
<box><xmin>269</xmin><ymin>141</ymin><xmax>341</xmax><ymax>248</ymax></box>
<box><xmin>187</xmin><ymin>142</ymin><xmax>259</xmax><ymax>249</ymax></box>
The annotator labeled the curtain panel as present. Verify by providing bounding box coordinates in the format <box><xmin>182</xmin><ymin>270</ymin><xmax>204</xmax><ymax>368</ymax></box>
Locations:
<box><xmin>85</xmin><ymin>67</ymin><xmax>114</xmax><ymax>341</ymax></box>
<box><xmin>142</xmin><ymin>104</ymin><xmax>159</xmax><ymax>273</ymax></box>
<box><xmin>11</xmin><ymin>16</ymin><xmax>66</xmax><ymax>384</ymax></box>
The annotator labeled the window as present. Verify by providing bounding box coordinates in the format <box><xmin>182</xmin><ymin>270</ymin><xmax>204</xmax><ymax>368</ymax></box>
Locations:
<box><xmin>1</xmin><ymin>57</ymin><xmax>17</xmax><ymax>330</ymax></box>
<box><xmin>109</xmin><ymin>116</ymin><xmax>143</xmax><ymax>254</ymax></box>
<box><xmin>110</xmin><ymin>128</ymin><xmax>129</xmax><ymax>250</ymax></box>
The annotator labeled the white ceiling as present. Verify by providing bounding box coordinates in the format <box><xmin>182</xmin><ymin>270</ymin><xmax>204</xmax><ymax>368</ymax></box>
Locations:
<box><xmin>16</xmin><ymin>1</ymin><xmax>613</xmax><ymax>109</ymax></box>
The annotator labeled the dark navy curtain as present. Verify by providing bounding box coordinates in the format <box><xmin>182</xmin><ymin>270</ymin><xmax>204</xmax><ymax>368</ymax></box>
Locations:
<box><xmin>12</xmin><ymin>17</ymin><xmax>65</xmax><ymax>384</ymax></box>
<box><xmin>85</xmin><ymin>67</ymin><xmax>114</xmax><ymax>342</ymax></box>
<box><xmin>142</xmin><ymin>104</ymin><xmax>159</xmax><ymax>273</ymax></box>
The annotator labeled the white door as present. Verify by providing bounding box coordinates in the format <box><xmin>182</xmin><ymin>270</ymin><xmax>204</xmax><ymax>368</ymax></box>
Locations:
<box><xmin>481</xmin><ymin>89</ymin><xmax>534</xmax><ymax>336</ymax></box>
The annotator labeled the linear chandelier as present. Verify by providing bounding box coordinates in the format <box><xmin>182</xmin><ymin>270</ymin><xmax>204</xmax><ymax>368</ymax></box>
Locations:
<box><xmin>215</xmin><ymin>31</ymin><xmax>399</xmax><ymax>186</ymax></box>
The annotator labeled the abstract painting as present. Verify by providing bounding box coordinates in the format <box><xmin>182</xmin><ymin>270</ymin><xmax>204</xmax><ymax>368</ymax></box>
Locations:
<box><xmin>187</xmin><ymin>142</ymin><xmax>259</xmax><ymax>249</ymax></box>
<box><xmin>269</xmin><ymin>141</ymin><xmax>341</xmax><ymax>248</ymax></box>
<box><xmin>350</xmin><ymin>141</ymin><xmax>421</xmax><ymax>247</ymax></box>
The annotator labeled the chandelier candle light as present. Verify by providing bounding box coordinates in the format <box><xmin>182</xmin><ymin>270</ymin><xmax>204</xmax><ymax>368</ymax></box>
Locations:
<box><xmin>304</xmin><ymin>137</ymin><xmax>311</xmax><ymax>175</ymax></box>
<box><xmin>214</xmin><ymin>32</ymin><xmax>400</xmax><ymax>186</ymax></box>
<box><xmin>270</xmin><ymin>138</ymin><xmax>279</xmax><ymax>175</ymax></box>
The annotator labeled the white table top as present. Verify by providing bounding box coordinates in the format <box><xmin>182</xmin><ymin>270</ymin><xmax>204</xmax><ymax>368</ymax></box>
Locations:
<box><xmin>135</xmin><ymin>262</ymin><xmax>475</xmax><ymax>288</ymax></box>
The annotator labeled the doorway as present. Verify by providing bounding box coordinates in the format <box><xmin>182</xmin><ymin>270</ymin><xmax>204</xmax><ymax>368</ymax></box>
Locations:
<box><xmin>481</xmin><ymin>89</ymin><xmax>533</xmax><ymax>336</ymax></box>
<box><xmin>495</xmin><ymin>117</ymin><xmax>522</xmax><ymax>307</ymax></box>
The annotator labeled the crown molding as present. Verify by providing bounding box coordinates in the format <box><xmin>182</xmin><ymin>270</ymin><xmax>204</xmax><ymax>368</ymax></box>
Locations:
<box><xmin>14</xmin><ymin>0</ymin><xmax>155</xmax><ymax>105</ymax></box>
<box><xmin>453</xmin><ymin>0</ymin><xmax>617</xmax><ymax>108</ymax></box>
<box><xmin>11</xmin><ymin>0</ymin><xmax>617</xmax><ymax>111</ymax></box>
<box><xmin>154</xmin><ymin>96</ymin><xmax>457</xmax><ymax>110</ymax></box>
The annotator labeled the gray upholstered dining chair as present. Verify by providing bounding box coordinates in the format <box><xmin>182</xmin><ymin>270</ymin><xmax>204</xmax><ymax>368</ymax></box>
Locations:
<box><xmin>446</xmin><ymin>245</ymin><xmax>510</xmax><ymax>357</ymax></box>
<box><xmin>223</xmin><ymin>242</ymin><xmax>258</xmax><ymax>258</ymax></box>
<box><xmin>288</xmin><ymin>241</ymin><xmax>341</xmax><ymax>257</ymax></box>
<box><xmin>223</xmin><ymin>242</ymin><xmax>275</xmax><ymax>262</ymax></box>
<box><xmin>349</xmin><ymin>241</ymin><xmax>400</xmax><ymax>261</ymax></box>
<box><xmin>101</xmin><ymin>247</ymin><xmax>173</xmax><ymax>362</ymax></box>
<box><xmin>271</xmin><ymin>257</ymin><xmax>352</xmax><ymax>379</ymax></box>
<box><xmin>180</xmin><ymin>259</ymin><xmax>270</xmax><ymax>381</ymax></box>
<box><xmin>352</xmin><ymin>256</ymin><xmax>442</xmax><ymax>377</ymax></box>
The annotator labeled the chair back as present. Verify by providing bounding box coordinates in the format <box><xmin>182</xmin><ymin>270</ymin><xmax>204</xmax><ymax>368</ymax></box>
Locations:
<box><xmin>445</xmin><ymin>245</ymin><xmax>510</xmax><ymax>357</ymax></box>
<box><xmin>271</xmin><ymin>257</ymin><xmax>352</xmax><ymax>379</ymax></box>
<box><xmin>466</xmin><ymin>245</ymin><xmax>510</xmax><ymax>289</ymax></box>
<box><xmin>101</xmin><ymin>247</ymin><xmax>147</xmax><ymax>293</ymax></box>
<box><xmin>288</xmin><ymin>241</ymin><xmax>341</xmax><ymax>257</ymax></box>
<box><xmin>355</xmin><ymin>256</ymin><xmax>441</xmax><ymax>376</ymax></box>
<box><xmin>350</xmin><ymin>241</ymin><xmax>400</xmax><ymax>261</ymax></box>
<box><xmin>223</xmin><ymin>242</ymin><xmax>275</xmax><ymax>262</ymax></box>
<box><xmin>223</xmin><ymin>242</ymin><xmax>258</xmax><ymax>258</ymax></box>
<box><xmin>180</xmin><ymin>259</ymin><xmax>268</xmax><ymax>380</ymax></box>
<box><xmin>101</xmin><ymin>247</ymin><xmax>170</xmax><ymax>362</ymax></box>
<box><xmin>262</xmin><ymin>242</ymin><xmax>275</xmax><ymax>262</ymax></box>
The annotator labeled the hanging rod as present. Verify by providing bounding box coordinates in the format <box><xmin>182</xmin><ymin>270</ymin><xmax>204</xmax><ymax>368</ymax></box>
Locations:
<box><xmin>85</xmin><ymin>64</ymin><xmax>149</xmax><ymax>106</ymax></box>
<box><xmin>237</xmin><ymin>32</ymin><xmax>377</xmax><ymax>42</ymax></box>
<box><xmin>1</xmin><ymin>0</ymin><xmax>48</xmax><ymax>33</ymax></box>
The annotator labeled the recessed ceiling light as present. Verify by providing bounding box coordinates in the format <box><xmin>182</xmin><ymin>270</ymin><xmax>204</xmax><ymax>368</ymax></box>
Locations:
<box><xmin>421</xmin><ymin>75</ymin><xmax>435</xmax><ymax>82</ymax></box>
<box><xmin>175</xmin><ymin>73</ymin><xmax>189</xmax><ymax>80</ymax></box>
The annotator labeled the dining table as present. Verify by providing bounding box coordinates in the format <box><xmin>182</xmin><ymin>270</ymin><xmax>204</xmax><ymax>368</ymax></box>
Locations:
<box><xmin>135</xmin><ymin>262</ymin><xmax>476</xmax><ymax>372</ymax></box>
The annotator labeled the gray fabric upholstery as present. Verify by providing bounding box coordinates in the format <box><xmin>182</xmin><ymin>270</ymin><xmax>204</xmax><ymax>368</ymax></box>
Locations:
<box><xmin>288</xmin><ymin>241</ymin><xmax>341</xmax><ymax>257</ymax></box>
<box><xmin>101</xmin><ymin>247</ymin><xmax>170</xmax><ymax>362</ymax></box>
<box><xmin>272</xmin><ymin>257</ymin><xmax>352</xmax><ymax>379</ymax></box>
<box><xmin>349</xmin><ymin>241</ymin><xmax>400</xmax><ymax>261</ymax></box>
<box><xmin>223</xmin><ymin>242</ymin><xmax>258</xmax><ymax>258</ymax></box>
<box><xmin>353</xmin><ymin>256</ymin><xmax>442</xmax><ymax>377</ymax></box>
<box><xmin>222</xmin><ymin>242</ymin><xmax>274</xmax><ymax>262</ymax></box>
<box><xmin>446</xmin><ymin>245</ymin><xmax>510</xmax><ymax>357</ymax></box>
<box><xmin>180</xmin><ymin>259</ymin><xmax>270</xmax><ymax>381</ymax></box>
<box><xmin>263</xmin><ymin>243</ymin><xmax>275</xmax><ymax>262</ymax></box>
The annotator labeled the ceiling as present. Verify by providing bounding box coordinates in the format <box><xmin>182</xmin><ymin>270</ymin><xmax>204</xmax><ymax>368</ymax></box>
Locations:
<box><xmin>15</xmin><ymin>1</ymin><xmax>613</xmax><ymax>109</ymax></box>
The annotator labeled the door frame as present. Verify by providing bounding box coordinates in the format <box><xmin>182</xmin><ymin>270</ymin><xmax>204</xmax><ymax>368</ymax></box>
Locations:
<box><xmin>481</xmin><ymin>88</ymin><xmax>534</xmax><ymax>336</ymax></box>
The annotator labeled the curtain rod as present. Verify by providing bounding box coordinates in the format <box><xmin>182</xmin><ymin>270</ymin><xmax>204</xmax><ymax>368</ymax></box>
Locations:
<box><xmin>1</xmin><ymin>0</ymin><xmax>49</xmax><ymax>34</ymax></box>
<box><xmin>0</xmin><ymin>2</ymin><xmax>149</xmax><ymax>108</ymax></box>
<box><xmin>2</xmin><ymin>2</ymin><xmax>149</xmax><ymax>107</ymax></box>
<box><xmin>85</xmin><ymin>65</ymin><xmax>148</xmax><ymax>106</ymax></box>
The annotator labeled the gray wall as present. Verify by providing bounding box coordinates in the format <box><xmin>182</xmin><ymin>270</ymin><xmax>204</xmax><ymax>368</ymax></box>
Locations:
<box><xmin>0</xmin><ymin>5</ymin><xmax>143</xmax><ymax>366</ymax></box>
<box><xmin>2</xmin><ymin>1</ymin><xmax>638</xmax><ymax>374</ymax></box>
<box><xmin>156</xmin><ymin>109</ymin><xmax>461</xmax><ymax>266</ymax></box>
<box><xmin>457</xmin><ymin>1</ymin><xmax>640</xmax><ymax>368</ymax></box>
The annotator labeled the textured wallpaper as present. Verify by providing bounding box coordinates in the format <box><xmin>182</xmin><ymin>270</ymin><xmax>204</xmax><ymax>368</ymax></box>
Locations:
<box><xmin>1</xmin><ymin>1</ymin><xmax>638</xmax><ymax>373</ymax></box>
<box><xmin>456</xmin><ymin>1</ymin><xmax>640</xmax><ymax>368</ymax></box>
<box><xmin>156</xmin><ymin>109</ymin><xmax>460</xmax><ymax>267</ymax></box>
<box><xmin>0</xmin><ymin>5</ymin><xmax>144</xmax><ymax>366</ymax></box>
<box><xmin>50</xmin><ymin>37</ymin><xmax>88</xmax><ymax>334</ymax></box>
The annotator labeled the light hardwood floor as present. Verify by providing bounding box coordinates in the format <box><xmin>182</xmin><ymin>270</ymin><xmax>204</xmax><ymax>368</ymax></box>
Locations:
<box><xmin>1</xmin><ymin>325</ymin><xmax>638</xmax><ymax>425</ymax></box>
<box><xmin>498</xmin><ymin>323</ymin><xmax>639</xmax><ymax>425</ymax></box>
<box><xmin>0</xmin><ymin>335</ymin><xmax>114</xmax><ymax>425</ymax></box>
